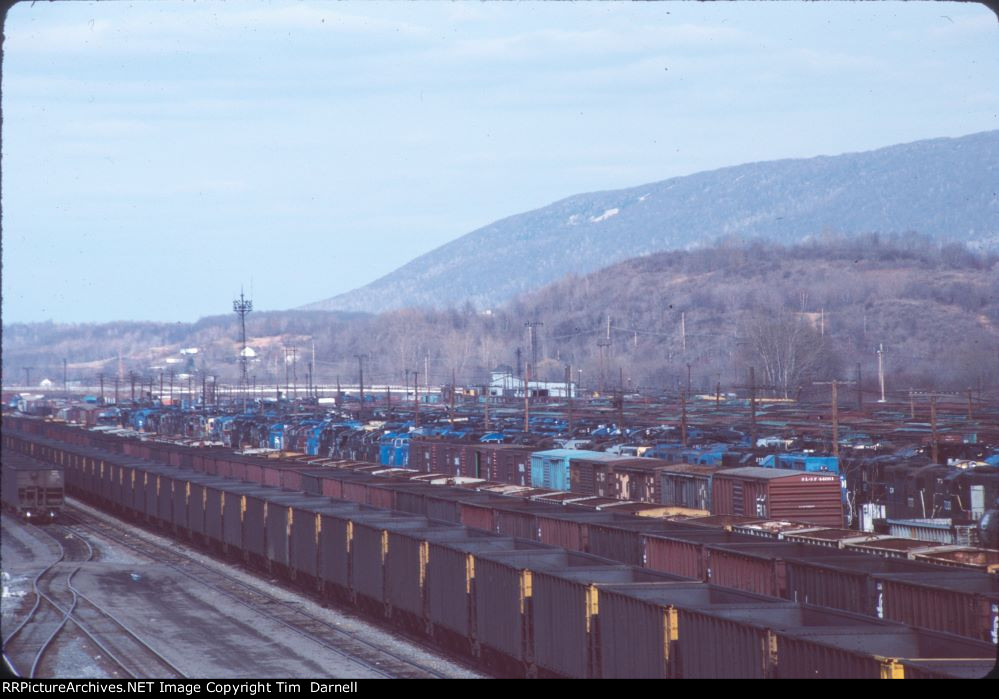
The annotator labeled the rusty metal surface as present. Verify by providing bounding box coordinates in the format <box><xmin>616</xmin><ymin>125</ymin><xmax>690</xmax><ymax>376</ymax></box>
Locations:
<box><xmin>290</xmin><ymin>502</ymin><xmax>360</xmax><ymax>577</ymax></box>
<box><xmin>678</xmin><ymin>604</ymin><xmax>886</xmax><ymax>679</ymax></box>
<box><xmin>776</xmin><ymin>625</ymin><xmax>997</xmax><ymax>679</ymax></box>
<box><xmin>783</xmin><ymin>554</ymin><xmax>945</xmax><ymax>616</ymax></box>
<box><xmin>597</xmin><ymin>583</ymin><xmax>782</xmax><ymax>679</ymax></box>
<box><xmin>587</xmin><ymin>519</ymin><xmax>695</xmax><ymax>566</ymax></box>
<box><xmin>384</xmin><ymin>527</ymin><xmax>489</xmax><ymax>619</ymax></box>
<box><xmin>473</xmin><ymin>550</ymin><xmax>616</xmax><ymax>662</ymax></box>
<box><xmin>642</xmin><ymin>530</ymin><xmax>753</xmax><ymax>580</ymax></box>
<box><xmin>425</xmin><ymin>538</ymin><xmax>548</xmax><ymax>637</ymax></box>
<box><xmin>712</xmin><ymin>469</ymin><xmax>843</xmax><ymax>526</ymax></box>
<box><xmin>705</xmin><ymin>542</ymin><xmax>849</xmax><ymax>599</ymax></box>
<box><xmin>532</xmin><ymin>566</ymin><xmax>684</xmax><ymax>677</ymax></box>
<box><xmin>877</xmin><ymin>570</ymin><xmax>999</xmax><ymax>644</ymax></box>
<box><xmin>350</xmin><ymin>516</ymin><xmax>432</xmax><ymax>603</ymax></box>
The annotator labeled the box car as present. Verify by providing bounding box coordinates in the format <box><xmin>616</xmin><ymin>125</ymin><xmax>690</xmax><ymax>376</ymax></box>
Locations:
<box><xmin>711</xmin><ymin>467</ymin><xmax>843</xmax><ymax>527</ymax></box>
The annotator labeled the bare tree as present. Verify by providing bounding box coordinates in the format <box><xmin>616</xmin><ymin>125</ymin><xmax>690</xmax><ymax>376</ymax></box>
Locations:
<box><xmin>743</xmin><ymin>310</ymin><xmax>828</xmax><ymax>398</ymax></box>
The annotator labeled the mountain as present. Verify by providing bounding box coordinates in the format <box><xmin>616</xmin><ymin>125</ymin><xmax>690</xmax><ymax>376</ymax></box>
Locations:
<box><xmin>302</xmin><ymin>130</ymin><xmax>999</xmax><ymax>314</ymax></box>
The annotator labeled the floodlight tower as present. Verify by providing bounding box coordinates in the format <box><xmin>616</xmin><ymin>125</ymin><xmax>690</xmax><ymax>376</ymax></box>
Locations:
<box><xmin>234</xmin><ymin>289</ymin><xmax>253</xmax><ymax>411</ymax></box>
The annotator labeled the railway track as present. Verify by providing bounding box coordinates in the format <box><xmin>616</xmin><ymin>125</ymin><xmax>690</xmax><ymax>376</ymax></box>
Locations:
<box><xmin>64</xmin><ymin>506</ymin><xmax>452</xmax><ymax>679</ymax></box>
<box><xmin>3</xmin><ymin>522</ymin><xmax>186</xmax><ymax>679</ymax></box>
<box><xmin>3</xmin><ymin>524</ymin><xmax>73</xmax><ymax>677</ymax></box>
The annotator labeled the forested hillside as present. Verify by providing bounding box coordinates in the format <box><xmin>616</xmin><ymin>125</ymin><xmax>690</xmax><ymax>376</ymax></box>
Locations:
<box><xmin>5</xmin><ymin>237</ymin><xmax>997</xmax><ymax>400</ymax></box>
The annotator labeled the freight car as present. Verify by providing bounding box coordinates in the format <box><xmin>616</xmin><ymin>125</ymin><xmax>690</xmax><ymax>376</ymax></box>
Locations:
<box><xmin>3</xmin><ymin>420</ymin><xmax>997</xmax><ymax>677</ymax></box>
<box><xmin>1</xmin><ymin>449</ymin><xmax>64</xmax><ymax>521</ymax></box>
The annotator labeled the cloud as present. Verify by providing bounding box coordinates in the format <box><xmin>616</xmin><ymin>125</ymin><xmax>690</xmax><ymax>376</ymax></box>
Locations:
<box><xmin>4</xmin><ymin>2</ymin><xmax>430</xmax><ymax>55</ymax></box>
<box><xmin>447</xmin><ymin>23</ymin><xmax>751</xmax><ymax>62</ymax></box>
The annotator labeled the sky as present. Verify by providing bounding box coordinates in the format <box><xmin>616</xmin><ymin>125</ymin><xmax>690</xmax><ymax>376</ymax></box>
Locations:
<box><xmin>2</xmin><ymin>1</ymin><xmax>998</xmax><ymax>324</ymax></box>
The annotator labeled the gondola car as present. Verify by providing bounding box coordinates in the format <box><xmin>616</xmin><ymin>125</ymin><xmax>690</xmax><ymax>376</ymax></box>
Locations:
<box><xmin>1</xmin><ymin>451</ymin><xmax>65</xmax><ymax>521</ymax></box>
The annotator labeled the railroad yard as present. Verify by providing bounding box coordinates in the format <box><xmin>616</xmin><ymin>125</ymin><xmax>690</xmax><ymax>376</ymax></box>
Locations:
<box><xmin>6</xmin><ymin>0</ymin><xmax>999</xmax><ymax>684</ymax></box>
<box><xmin>1</xmin><ymin>501</ymin><xmax>482</xmax><ymax>679</ymax></box>
<box><xmin>2</xmin><ymin>388</ymin><xmax>998</xmax><ymax>679</ymax></box>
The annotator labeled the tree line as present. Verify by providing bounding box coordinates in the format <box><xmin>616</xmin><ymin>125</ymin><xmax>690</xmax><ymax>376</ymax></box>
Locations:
<box><xmin>4</xmin><ymin>235</ymin><xmax>998</xmax><ymax>399</ymax></box>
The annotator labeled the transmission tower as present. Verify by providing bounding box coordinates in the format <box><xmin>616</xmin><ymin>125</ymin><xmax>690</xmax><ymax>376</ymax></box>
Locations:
<box><xmin>233</xmin><ymin>289</ymin><xmax>253</xmax><ymax>411</ymax></box>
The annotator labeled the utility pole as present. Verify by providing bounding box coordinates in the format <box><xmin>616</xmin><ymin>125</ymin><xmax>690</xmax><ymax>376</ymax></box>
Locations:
<box><xmin>291</xmin><ymin>347</ymin><xmax>298</xmax><ymax>399</ymax></box>
<box><xmin>680</xmin><ymin>390</ymin><xmax>688</xmax><ymax>447</ymax></box>
<box><xmin>967</xmin><ymin>389</ymin><xmax>973</xmax><ymax>420</ymax></box>
<box><xmin>566</xmin><ymin>364</ymin><xmax>573</xmax><ymax>437</ymax></box>
<box><xmin>336</xmin><ymin>376</ymin><xmax>342</xmax><ymax>409</ymax></box>
<box><xmin>856</xmin><ymin>363</ymin><xmax>863</xmax><ymax>411</ymax></box>
<box><xmin>680</xmin><ymin>312</ymin><xmax>686</xmax><ymax>353</ymax></box>
<box><xmin>413</xmin><ymin>371</ymin><xmax>420</xmax><ymax>427</ymax></box>
<box><xmin>386</xmin><ymin>382</ymin><xmax>391</xmax><ymax>419</ymax></box>
<box><xmin>523</xmin><ymin>363</ymin><xmax>531</xmax><ymax>434</ymax></box>
<box><xmin>450</xmin><ymin>368</ymin><xmax>456</xmax><ymax>428</ymax></box>
<box><xmin>98</xmin><ymin>373</ymin><xmax>105</xmax><ymax>404</ymax></box>
<box><xmin>750</xmin><ymin>366</ymin><xmax>757</xmax><ymax>450</ymax></box>
<box><xmin>930</xmin><ymin>396</ymin><xmax>939</xmax><ymax>465</ymax></box>
<box><xmin>22</xmin><ymin>366</ymin><xmax>34</xmax><ymax>388</ymax></box>
<box><xmin>597</xmin><ymin>339</ymin><xmax>611</xmax><ymax>393</ymax></box>
<box><xmin>483</xmin><ymin>384</ymin><xmax>491</xmax><ymax>432</ymax></box>
<box><xmin>515</xmin><ymin>347</ymin><xmax>523</xmax><ymax>380</ymax></box>
<box><xmin>168</xmin><ymin>369</ymin><xmax>174</xmax><ymax>404</ymax></box>
<box><xmin>686</xmin><ymin>363</ymin><xmax>692</xmax><ymax>396</ymax></box>
<box><xmin>114</xmin><ymin>376</ymin><xmax>120</xmax><ymax>405</ymax></box>
<box><xmin>129</xmin><ymin>371</ymin><xmax>138</xmax><ymax>401</ymax></box>
<box><xmin>877</xmin><ymin>344</ymin><xmax>886</xmax><ymax>403</ymax></box>
<box><xmin>831</xmin><ymin>380</ymin><xmax>839</xmax><ymax>459</ymax></box>
<box><xmin>814</xmin><ymin>379</ymin><xmax>855</xmax><ymax>459</ymax></box>
<box><xmin>909</xmin><ymin>389</ymin><xmax>915</xmax><ymax>420</ymax></box>
<box><xmin>618</xmin><ymin>367</ymin><xmax>624</xmax><ymax>429</ymax></box>
<box><xmin>525</xmin><ymin>321</ymin><xmax>544</xmax><ymax>374</ymax></box>
<box><xmin>159</xmin><ymin>371</ymin><xmax>164</xmax><ymax>401</ymax></box>
<box><xmin>715</xmin><ymin>379</ymin><xmax>721</xmax><ymax>411</ymax></box>
<box><xmin>355</xmin><ymin>354</ymin><xmax>365</xmax><ymax>421</ymax></box>
<box><xmin>284</xmin><ymin>348</ymin><xmax>291</xmax><ymax>399</ymax></box>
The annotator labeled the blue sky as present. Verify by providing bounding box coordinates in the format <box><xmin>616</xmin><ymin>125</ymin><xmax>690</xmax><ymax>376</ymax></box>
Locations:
<box><xmin>2</xmin><ymin>1</ymin><xmax>997</xmax><ymax>323</ymax></box>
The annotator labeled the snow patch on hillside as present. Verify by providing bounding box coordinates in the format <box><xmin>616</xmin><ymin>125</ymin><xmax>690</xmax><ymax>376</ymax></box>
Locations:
<box><xmin>590</xmin><ymin>208</ymin><xmax>620</xmax><ymax>223</ymax></box>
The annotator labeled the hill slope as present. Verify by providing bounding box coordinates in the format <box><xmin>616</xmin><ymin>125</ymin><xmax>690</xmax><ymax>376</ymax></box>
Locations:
<box><xmin>303</xmin><ymin>130</ymin><xmax>999</xmax><ymax>314</ymax></box>
<box><xmin>5</xmin><ymin>239</ymin><xmax>997</xmax><ymax>396</ymax></box>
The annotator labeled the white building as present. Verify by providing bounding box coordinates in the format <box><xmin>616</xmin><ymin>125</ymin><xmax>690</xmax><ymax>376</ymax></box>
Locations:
<box><xmin>488</xmin><ymin>365</ymin><xmax>575</xmax><ymax>398</ymax></box>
